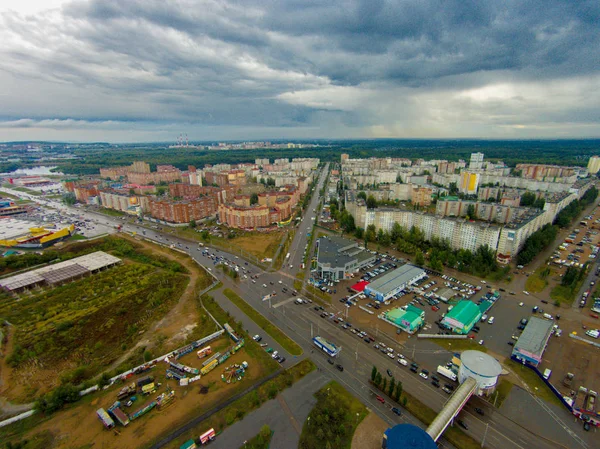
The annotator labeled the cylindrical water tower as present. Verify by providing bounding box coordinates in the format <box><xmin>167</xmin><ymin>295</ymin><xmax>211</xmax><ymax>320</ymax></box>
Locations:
<box><xmin>458</xmin><ymin>350</ymin><xmax>503</xmax><ymax>396</ymax></box>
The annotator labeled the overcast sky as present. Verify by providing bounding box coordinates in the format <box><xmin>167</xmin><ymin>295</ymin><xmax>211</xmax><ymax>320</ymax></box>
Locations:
<box><xmin>1</xmin><ymin>0</ymin><xmax>599</xmax><ymax>142</ymax></box>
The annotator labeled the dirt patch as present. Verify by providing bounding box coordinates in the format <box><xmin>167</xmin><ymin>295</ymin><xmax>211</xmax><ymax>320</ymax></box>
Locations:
<box><xmin>20</xmin><ymin>341</ymin><xmax>265</xmax><ymax>449</ymax></box>
<box><xmin>351</xmin><ymin>411</ymin><xmax>388</xmax><ymax>449</ymax></box>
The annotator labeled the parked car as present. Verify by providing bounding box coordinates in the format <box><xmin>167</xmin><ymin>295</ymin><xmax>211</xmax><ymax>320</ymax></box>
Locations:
<box><xmin>376</xmin><ymin>395</ymin><xmax>385</xmax><ymax>404</ymax></box>
<box><xmin>457</xmin><ymin>419</ymin><xmax>468</xmax><ymax>430</ymax></box>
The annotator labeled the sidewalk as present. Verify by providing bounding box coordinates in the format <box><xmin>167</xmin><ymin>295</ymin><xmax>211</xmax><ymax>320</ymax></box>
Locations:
<box><xmin>208</xmin><ymin>370</ymin><xmax>330</xmax><ymax>449</ymax></box>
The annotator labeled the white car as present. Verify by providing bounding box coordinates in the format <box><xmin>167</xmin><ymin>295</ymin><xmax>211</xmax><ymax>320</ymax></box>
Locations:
<box><xmin>523</xmin><ymin>290</ymin><xmax>530</xmax><ymax>295</ymax></box>
<box><xmin>262</xmin><ymin>283</ymin><xmax>268</xmax><ymax>288</ymax></box>
<box><xmin>278</xmin><ymin>280</ymin><xmax>283</xmax><ymax>284</ymax></box>
<box><xmin>419</xmin><ymin>372</ymin><xmax>429</xmax><ymax>379</ymax></box>
<box><xmin>519</xmin><ymin>302</ymin><xmax>524</xmax><ymax>306</ymax></box>
<box><xmin>479</xmin><ymin>339</ymin><xmax>484</xmax><ymax>345</ymax></box>
<box><xmin>387</xmin><ymin>352</ymin><xmax>395</xmax><ymax>359</ymax></box>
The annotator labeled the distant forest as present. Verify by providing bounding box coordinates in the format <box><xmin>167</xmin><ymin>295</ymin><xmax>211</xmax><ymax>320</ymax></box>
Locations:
<box><xmin>3</xmin><ymin>139</ymin><xmax>599</xmax><ymax>175</ymax></box>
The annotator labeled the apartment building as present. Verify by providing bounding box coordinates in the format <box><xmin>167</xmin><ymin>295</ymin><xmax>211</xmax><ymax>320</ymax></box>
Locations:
<box><xmin>149</xmin><ymin>197</ymin><xmax>217</xmax><ymax>223</ymax></box>
<box><xmin>516</xmin><ymin>164</ymin><xmax>575</xmax><ymax>181</ymax></box>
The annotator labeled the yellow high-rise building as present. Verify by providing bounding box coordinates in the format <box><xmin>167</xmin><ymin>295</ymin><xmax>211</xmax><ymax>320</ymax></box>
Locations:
<box><xmin>588</xmin><ymin>156</ymin><xmax>600</xmax><ymax>175</ymax></box>
<box><xmin>460</xmin><ymin>172</ymin><xmax>480</xmax><ymax>195</ymax></box>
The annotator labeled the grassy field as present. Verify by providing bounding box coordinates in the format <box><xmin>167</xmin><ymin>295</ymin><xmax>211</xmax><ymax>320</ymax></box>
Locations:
<box><xmin>0</xmin><ymin>263</ymin><xmax>189</xmax><ymax>400</ymax></box>
<box><xmin>97</xmin><ymin>207</ymin><xmax>126</xmax><ymax>217</ymax></box>
<box><xmin>273</xmin><ymin>229</ymin><xmax>295</xmax><ymax>270</ymax></box>
<box><xmin>0</xmin><ymin>236</ymin><xmax>202</xmax><ymax>401</ymax></box>
<box><xmin>432</xmin><ymin>338</ymin><xmax>488</xmax><ymax>353</ymax></box>
<box><xmin>166</xmin><ymin>359</ymin><xmax>315</xmax><ymax>448</ymax></box>
<box><xmin>177</xmin><ymin>227</ymin><xmax>285</xmax><ymax>261</ymax></box>
<box><xmin>222</xmin><ymin>288</ymin><xmax>303</xmax><ymax>355</ymax></box>
<box><xmin>299</xmin><ymin>381</ymin><xmax>368</xmax><ymax>449</ymax></box>
<box><xmin>492</xmin><ymin>378</ymin><xmax>514</xmax><ymax>408</ymax></box>
<box><xmin>2</xmin><ymin>184</ymin><xmax>42</xmax><ymax>196</ymax></box>
<box><xmin>550</xmin><ymin>279</ymin><xmax>584</xmax><ymax>305</ymax></box>
<box><xmin>525</xmin><ymin>267</ymin><xmax>551</xmax><ymax>293</ymax></box>
<box><xmin>506</xmin><ymin>360</ymin><xmax>563</xmax><ymax>407</ymax></box>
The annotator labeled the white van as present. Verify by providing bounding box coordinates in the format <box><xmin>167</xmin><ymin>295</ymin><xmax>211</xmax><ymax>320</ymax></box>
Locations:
<box><xmin>487</xmin><ymin>316</ymin><xmax>495</xmax><ymax>324</ymax></box>
<box><xmin>586</xmin><ymin>329</ymin><xmax>599</xmax><ymax>339</ymax></box>
<box><xmin>398</xmin><ymin>358</ymin><xmax>408</xmax><ymax>366</ymax></box>
<box><xmin>543</xmin><ymin>313</ymin><xmax>554</xmax><ymax>320</ymax></box>
<box><xmin>481</xmin><ymin>314</ymin><xmax>488</xmax><ymax>322</ymax></box>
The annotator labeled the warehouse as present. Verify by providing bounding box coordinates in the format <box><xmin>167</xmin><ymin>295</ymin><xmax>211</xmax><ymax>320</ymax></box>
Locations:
<box><xmin>441</xmin><ymin>300</ymin><xmax>482</xmax><ymax>334</ymax></box>
<box><xmin>380</xmin><ymin>305</ymin><xmax>425</xmax><ymax>334</ymax></box>
<box><xmin>364</xmin><ymin>264</ymin><xmax>426</xmax><ymax>302</ymax></box>
<box><xmin>316</xmin><ymin>236</ymin><xmax>375</xmax><ymax>281</ymax></box>
<box><xmin>512</xmin><ymin>316</ymin><xmax>554</xmax><ymax>366</ymax></box>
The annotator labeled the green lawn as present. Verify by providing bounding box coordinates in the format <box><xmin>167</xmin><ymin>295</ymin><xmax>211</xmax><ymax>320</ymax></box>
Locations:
<box><xmin>432</xmin><ymin>338</ymin><xmax>488</xmax><ymax>353</ymax></box>
<box><xmin>525</xmin><ymin>268</ymin><xmax>550</xmax><ymax>293</ymax></box>
<box><xmin>222</xmin><ymin>288</ymin><xmax>303</xmax><ymax>355</ymax></box>
<box><xmin>299</xmin><ymin>381</ymin><xmax>368</xmax><ymax>449</ymax></box>
<box><xmin>505</xmin><ymin>360</ymin><xmax>563</xmax><ymax>407</ymax></box>
<box><xmin>550</xmin><ymin>283</ymin><xmax>580</xmax><ymax>305</ymax></box>
<box><xmin>491</xmin><ymin>378</ymin><xmax>514</xmax><ymax>409</ymax></box>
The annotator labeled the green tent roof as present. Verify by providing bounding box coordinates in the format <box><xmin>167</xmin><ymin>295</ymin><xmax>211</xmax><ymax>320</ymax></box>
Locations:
<box><xmin>446</xmin><ymin>300</ymin><xmax>481</xmax><ymax>325</ymax></box>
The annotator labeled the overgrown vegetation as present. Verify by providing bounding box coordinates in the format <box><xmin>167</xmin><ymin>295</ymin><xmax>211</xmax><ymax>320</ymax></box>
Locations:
<box><xmin>222</xmin><ymin>288</ymin><xmax>303</xmax><ymax>355</ymax></box>
<box><xmin>171</xmin><ymin>359</ymin><xmax>315</xmax><ymax>446</ymax></box>
<box><xmin>554</xmin><ymin>186</ymin><xmax>598</xmax><ymax>228</ymax></box>
<box><xmin>517</xmin><ymin>224</ymin><xmax>559</xmax><ymax>266</ymax></box>
<box><xmin>298</xmin><ymin>381</ymin><xmax>368</xmax><ymax>449</ymax></box>
<box><xmin>525</xmin><ymin>267</ymin><xmax>551</xmax><ymax>293</ymax></box>
<box><xmin>550</xmin><ymin>263</ymin><xmax>588</xmax><ymax>304</ymax></box>
<box><xmin>506</xmin><ymin>360</ymin><xmax>563</xmax><ymax>407</ymax></box>
<box><xmin>239</xmin><ymin>425</ymin><xmax>273</xmax><ymax>449</ymax></box>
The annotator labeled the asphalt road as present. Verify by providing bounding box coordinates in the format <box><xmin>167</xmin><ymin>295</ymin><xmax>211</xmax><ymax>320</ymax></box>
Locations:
<box><xmin>5</xmin><ymin>184</ymin><xmax>593</xmax><ymax>449</ymax></box>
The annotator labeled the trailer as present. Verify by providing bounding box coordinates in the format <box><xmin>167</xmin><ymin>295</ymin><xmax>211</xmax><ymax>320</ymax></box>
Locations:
<box><xmin>130</xmin><ymin>401</ymin><xmax>157</xmax><ymax>421</ymax></box>
<box><xmin>169</xmin><ymin>360</ymin><xmax>199</xmax><ymax>375</ymax></box>
<box><xmin>166</xmin><ymin>369</ymin><xmax>187</xmax><ymax>381</ymax></box>
<box><xmin>224</xmin><ymin>323</ymin><xmax>240</xmax><ymax>342</ymax></box>
<box><xmin>312</xmin><ymin>336</ymin><xmax>340</xmax><ymax>357</ymax></box>
<box><xmin>197</xmin><ymin>346</ymin><xmax>212</xmax><ymax>358</ymax></box>
<box><xmin>108</xmin><ymin>405</ymin><xmax>130</xmax><ymax>427</ymax></box>
<box><xmin>142</xmin><ymin>383</ymin><xmax>156</xmax><ymax>395</ymax></box>
<box><xmin>199</xmin><ymin>428</ymin><xmax>216</xmax><ymax>445</ymax></box>
<box><xmin>201</xmin><ymin>359</ymin><xmax>219</xmax><ymax>375</ymax></box>
<box><xmin>436</xmin><ymin>365</ymin><xmax>458</xmax><ymax>381</ymax></box>
<box><xmin>180</xmin><ymin>440</ymin><xmax>197</xmax><ymax>449</ymax></box>
<box><xmin>96</xmin><ymin>408</ymin><xmax>115</xmax><ymax>429</ymax></box>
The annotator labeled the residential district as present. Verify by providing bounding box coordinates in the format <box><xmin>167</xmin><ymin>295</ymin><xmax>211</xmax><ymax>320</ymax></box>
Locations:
<box><xmin>0</xmin><ymin>151</ymin><xmax>600</xmax><ymax>449</ymax></box>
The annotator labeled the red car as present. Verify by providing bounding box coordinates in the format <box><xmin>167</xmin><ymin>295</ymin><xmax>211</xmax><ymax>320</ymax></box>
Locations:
<box><xmin>431</xmin><ymin>305</ymin><xmax>440</xmax><ymax>312</ymax></box>
<box><xmin>590</xmin><ymin>313</ymin><xmax>599</xmax><ymax>319</ymax></box>
<box><xmin>376</xmin><ymin>395</ymin><xmax>385</xmax><ymax>404</ymax></box>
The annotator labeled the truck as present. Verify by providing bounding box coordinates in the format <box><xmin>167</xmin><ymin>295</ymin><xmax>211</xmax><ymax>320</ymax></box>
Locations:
<box><xmin>142</xmin><ymin>383</ymin><xmax>156</xmax><ymax>395</ymax></box>
<box><xmin>117</xmin><ymin>382</ymin><xmax>136</xmax><ymax>400</ymax></box>
<box><xmin>312</xmin><ymin>336</ymin><xmax>341</xmax><ymax>357</ymax></box>
<box><xmin>136</xmin><ymin>375</ymin><xmax>154</xmax><ymax>388</ymax></box>
<box><xmin>563</xmin><ymin>372</ymin><xmax>575</xmax><ymax>388</ymax></box>
<box><xmin>437</xmin><ymin>365</ymin><xmax>458</xmax><ymax>382</ymax></box>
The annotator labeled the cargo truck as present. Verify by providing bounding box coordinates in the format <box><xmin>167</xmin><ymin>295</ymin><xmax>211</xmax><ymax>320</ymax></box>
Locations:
<box><xmin>96</xmin><ymin>408</ymin><xmax>115</xmax><ymax>429</ymax></box>
<box><xmin>437</xmin><ymin>365</ymin><xmax>458</xmax><ymax>381</ymax></box>
<box><xmin>117</xmin><ymin>382</ymin><xmax>136</xmax><ymax>400</ymax></box>
<box><xmin>136</xmin><ymin>375</ymin><xmax>154</xmax><ymax>388</ymax></box>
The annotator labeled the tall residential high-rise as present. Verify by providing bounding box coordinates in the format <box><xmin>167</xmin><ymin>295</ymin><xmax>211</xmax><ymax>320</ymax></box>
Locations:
<box><xmin>588</xmin><ymin>156</ymin><xmax>600</xmax><ymax>175</ymax></box>
<box><xmin>469</xmin><ymin>152</ymin><xmax>484</xmax><ymax>170</ymax></box>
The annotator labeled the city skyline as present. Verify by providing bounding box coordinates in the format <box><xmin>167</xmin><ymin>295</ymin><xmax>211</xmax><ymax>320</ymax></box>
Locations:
<box><xmin>1</xmin><ymin>0</ymin><xmax>599</xmax><ymax>142</ymax></box>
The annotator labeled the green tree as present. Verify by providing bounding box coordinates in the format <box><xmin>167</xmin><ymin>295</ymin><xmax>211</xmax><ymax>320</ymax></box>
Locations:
<box><xmin>365</xmin><ymin>224</ymin><xmax>377</xmax><ymax>243</ymax></box>
<box><xmin>466</xmin><ymin>203</ymin><xmax>476</xmax><ymax>219</ymax></box>
<box><xmin>156</xmin><ymin>186</ymin><xmax>167</xmax><ymax>196</ymax></box>
<box><xmin>62</xmin><ymin>192</ymin><xmax>76</xmax><ymax>205</ymax></box>
<box><xmin>388</xmin><ymin>377</ymin><xmax>396</xmax><ymax>397</ymax></box>
<box><xmin>382</xmin><ymin>377</ymin><xmax>387</xmax><ymax>393</ymax></box>
<box><xmin>415</xmin><ymin>251</ymin><xmax>425</xmax><ymax>266</ymax></box>
<box><xmin>357</xmin><ymin>191</ymin><xmax>367</xmax><ymax>201</ymax></box>
<box><xmin>250</xmin><ymin>193</ymin><xmax>259</xmax><ymax>205</ymax></box>
<box><xmin>189</xmin><ymin>219</ymin><xmax>196</xmax><ymax>228</ymax></box>
<box><xmin>395</xmin><ymin>381</ymin><xmax>403</xmax><ymax>401</ymax></box>
<box><xmin>371</xmin><ymin>366</ymin><xmax>378</xmax><ymax>382</ymax></box>
<box><xmin>366</xmin><ymin>195</ymin><xmax>378</xmax><ymax>209</ymax></box>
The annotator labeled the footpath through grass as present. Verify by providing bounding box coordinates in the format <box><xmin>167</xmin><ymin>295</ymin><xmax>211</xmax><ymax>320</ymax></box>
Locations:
<box><xmin>299</xmin><ymin>381</ymin><xmax>368</xmax><ymax>449</ymax></box>
<box><xmin>222</xmin><ymin>288</ymin><xmax>303</xmax><ymax>356</ymax></box>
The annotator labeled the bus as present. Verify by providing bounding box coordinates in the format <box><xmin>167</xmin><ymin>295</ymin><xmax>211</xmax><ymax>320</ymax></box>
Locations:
<box><xmin>313</xmin><ymin>336</ymin><xmax>341</xmax><ymax>357</ymax></box>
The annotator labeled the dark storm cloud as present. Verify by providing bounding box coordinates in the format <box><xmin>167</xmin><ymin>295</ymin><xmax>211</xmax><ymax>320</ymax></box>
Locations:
<box><xmin>0</xmin><ymin>0</ymin><xmax>598</xmax><ymax>140</ymax></box>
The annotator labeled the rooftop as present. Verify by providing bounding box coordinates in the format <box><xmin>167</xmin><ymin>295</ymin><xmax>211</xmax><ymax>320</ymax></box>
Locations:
<box><xmin>444</xmin><ymin>300</ymin><xmax>481</xmax><ymax>325</ymax></box>
<box><xmin>366</xmin><ymin>264</ymin><xmax>425</xmax><ymax>295</ymax></box>
<box><xmin>514</xmin><ymin>316</ymin><xmax>555</xmax><ymax>357</ymax></box>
